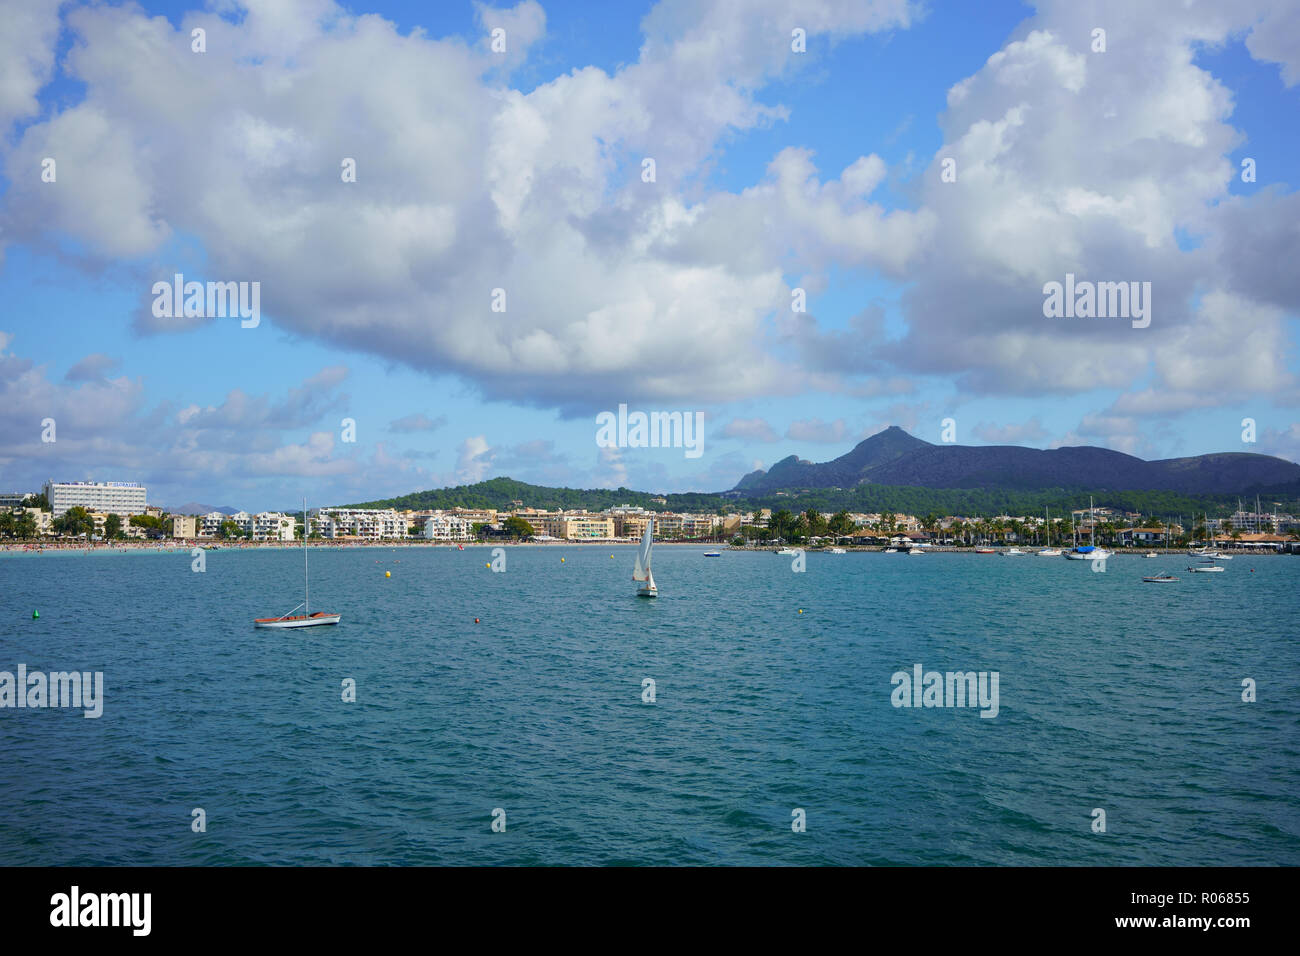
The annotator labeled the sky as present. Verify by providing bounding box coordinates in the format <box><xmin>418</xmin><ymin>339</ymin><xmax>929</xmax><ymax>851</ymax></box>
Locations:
<box><xmin>0</xmin><ymin>0</ymin><xmax>1298</xmax><ymax>511</ymax></box>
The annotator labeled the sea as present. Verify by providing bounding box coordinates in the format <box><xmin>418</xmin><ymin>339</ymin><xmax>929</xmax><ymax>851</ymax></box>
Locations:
<box><xmin>1</xmin><ymin>545</ymin><xmax>1297</xmax><ymax>866</ymax></box>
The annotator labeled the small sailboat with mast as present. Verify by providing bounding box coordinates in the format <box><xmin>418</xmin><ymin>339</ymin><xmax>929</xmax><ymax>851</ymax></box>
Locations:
<box><xmin>254</xmin><ymin>498</ymin><xmax>341</xmax><ymax>628</ymax></box>
<box><xmin>633</xmin><ymin>519</ymin><xmax>658</xmax><ymax>597</ymax></box>
<box><xmin>1037</xmin><ymin>506</ymin><xmax>1061</xmax><ymax>556</ymax></box>
<box><xmin>1065</xmin><ymin>496</ymin><xmax>1112</xmax><ymax>560</ymax></box>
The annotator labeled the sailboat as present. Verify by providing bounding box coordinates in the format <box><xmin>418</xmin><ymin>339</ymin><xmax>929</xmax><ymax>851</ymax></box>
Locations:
<box><xmin>254</xmin><ymin>499</ymin><xmax>341</xmax><ymax>628</ymax></box>
<box><xmin>1066</xmin><ymin>497</ymin><xmax>1112</xmax><ymax>560</ymax></box>
<box><xmin>633</xmin><ymin>520</ymin><xmax>657</xmax><ymax>597</ymax></box>
<box><xmin>1037</xmin><ymin>506</ymin><xmax>1061</xmax><ymax>556</ymax></box>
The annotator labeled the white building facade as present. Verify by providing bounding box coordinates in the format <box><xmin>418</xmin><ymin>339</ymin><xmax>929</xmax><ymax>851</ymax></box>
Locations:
<box><xmin>316</xmin><ymin>508</ymin><xmax>407</xmax><ymax>539</ymax></box>
<box><xmin>44</xmin><ymin>480</ymin><xmax>147</xmax><ymax>517</ymax></box>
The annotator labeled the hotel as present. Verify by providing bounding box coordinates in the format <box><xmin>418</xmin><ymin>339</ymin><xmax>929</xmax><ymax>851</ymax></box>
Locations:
<box><xmin>44</xmin><ymin>480</ymin><xmax>147</xmax><ymax>517</ymax></box>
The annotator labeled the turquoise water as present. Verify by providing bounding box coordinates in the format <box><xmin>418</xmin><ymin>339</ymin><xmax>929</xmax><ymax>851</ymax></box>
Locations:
<box><xmin>1</xmin><ymin>545</ymin><xmax>1297</xmax><ymax>865</ymax></box>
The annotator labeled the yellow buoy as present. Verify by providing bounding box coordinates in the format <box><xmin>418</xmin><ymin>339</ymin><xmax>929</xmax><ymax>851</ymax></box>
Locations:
<box><xmin>561</xmin><ymin>557</ymin><xmax>565</xmax><ymax>562</ymax></box>
<box><xmin>798</xmin><ymin>609</ymin><xmax>803</xmax><ymax>614</ymax></box>
<box><xmin>486</xmin><ymin>563</ymin><xmax>490</xmax><ymax>568</ymax></box>
<box><xmin>385</xmin><ymin>571</ymin><xmax>391</xmax><ymax>578</ymax></box>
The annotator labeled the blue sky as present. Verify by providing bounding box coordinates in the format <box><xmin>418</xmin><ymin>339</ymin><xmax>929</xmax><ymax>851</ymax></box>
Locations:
<box><xmin>1</xmin><ymin>0</ymin><xmax>1297</xmax><ymax>510</ymax></box>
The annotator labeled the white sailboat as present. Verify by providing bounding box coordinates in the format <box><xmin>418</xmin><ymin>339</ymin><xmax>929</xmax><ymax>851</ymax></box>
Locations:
<box><xmin>254</xmin><ymin>498</ymin><xmax>341</xmax><ymax>628</ymax></box>
<box><xmin>1037</xmin><ymin>507</ymin><xmax>1061</xmax><ymax>555</ymax></box>
<box><xmin>1066</xmin><ymin>497</ymin><xmax>1111</xmax><ymax>560</ymax></box>
<box><xmin>633</xmin><ymin>520</ymin><xmax>657</xmax><ymax>597</ymax></box>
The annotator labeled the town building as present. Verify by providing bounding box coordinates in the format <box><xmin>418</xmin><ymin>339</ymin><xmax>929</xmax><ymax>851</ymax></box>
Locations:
<box><xmin>315</xmin><ymin>508</ymin><xmax>406</xmax><ymax>540</ymax></box>
<box><xmin>423</xmin><ymin>513</ymin><xmax>474</xmax><ymax>541</ymax></box>
<box><xmin>170</xmin><ymin>515</ymin><xmax>197</xmax><ymax>539</ymax></box>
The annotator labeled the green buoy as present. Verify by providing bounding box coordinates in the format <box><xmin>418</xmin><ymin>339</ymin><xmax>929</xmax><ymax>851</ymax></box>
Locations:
<box><xmin>32</xmin><ymin>610</ymin><xmax>39</xmax><ymax>619</ymax></box>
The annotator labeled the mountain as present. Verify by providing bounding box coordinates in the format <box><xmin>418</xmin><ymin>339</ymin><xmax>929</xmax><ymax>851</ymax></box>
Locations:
<box><xmin>733</xmin><ymin>426</ymin><xmax>1300</xmax><ymax>496</ymax></box>
<box><xmin>163</xmin><ymin>502</ymin><xmax>239</xmax><ymax>516</ymax></box>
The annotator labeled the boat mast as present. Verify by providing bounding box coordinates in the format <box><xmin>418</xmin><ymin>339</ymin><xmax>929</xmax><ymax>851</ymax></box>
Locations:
<box><xmin>304</xmin><ymin>496</ymin><xmax>309</xmax><ymax>616</ymax></box>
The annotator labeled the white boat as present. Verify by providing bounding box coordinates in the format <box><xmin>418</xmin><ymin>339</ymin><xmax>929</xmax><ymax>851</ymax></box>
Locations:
<box><xmin>828</xmin><ymin>547</ymin><xmax>847</xmax><ymax>554</ymax></box>
<box><xmin>633</xmin><ymin>521</ymin><xmax>658</xmax><ymax>597</ymax></box>
<box><xmin>883</xmin><ymin>548</ymin><xmax>899</xmax><ymax>553</ymax></box>
<box><xmin>1066</xmin><ymin>497</ymin><xmax>1111</xmax><ymax>561</ymax></box>
<box><xmin>907</xmin><ymin>547</ymin><xmax>924</xmax><ymax>555</ymax></box>
<box><xmin>1145</xmin><ymin>551</ymin><xmax>1159</xmax><ymax>558</ymax></box>
<box><xmin>1187</xmin><ymin>565</ymin><xmax>1224</xmax><ymax>573</ymax></box>
<box><xmin>703</xmin><ymin>551</ymin><xmax>721</xmax><ymax>557</ymax></box>
<box><xmin>776</xmin><ymin>547</ymin><xmax>798</xmax><ymax>556</ymax></box>
<box><xmin>255</xmin><ymin>498</ymin><xmax>341</xmax><ymax>628</ymax></box>
<box><xmin>1037</xmin><ymin>549</ymin><xmax>1062</xmax><ymax>557</ymax></box>
<box><xmin>1065</xmin><ymin>546</ymin><xmax>1111</xmax><ymax>560</ymax></box>
<box><xmin>1001</xmin><ymin>548</ymin><xmax>1026</xmax><ymax>556</ymax></box>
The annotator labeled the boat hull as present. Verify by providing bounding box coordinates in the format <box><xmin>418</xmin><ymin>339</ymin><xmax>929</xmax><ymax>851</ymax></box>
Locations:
<box><xmin>254</xmin><ymin>613</ymin><xmax>341</xmax><ymax>628</ymax></box>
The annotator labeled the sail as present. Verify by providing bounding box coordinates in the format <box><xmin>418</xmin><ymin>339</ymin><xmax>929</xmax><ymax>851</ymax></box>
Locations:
<box><xmin>633</xmin><ymin>521</ymin><xmax>653</xmax><ymax>581</ymax></box>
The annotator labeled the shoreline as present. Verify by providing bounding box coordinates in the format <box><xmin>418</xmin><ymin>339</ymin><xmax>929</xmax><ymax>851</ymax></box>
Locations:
<box><xmin>1</xmin><ymin>540</ymin><xmax>1290</xmax><ymax>556</ymax></box>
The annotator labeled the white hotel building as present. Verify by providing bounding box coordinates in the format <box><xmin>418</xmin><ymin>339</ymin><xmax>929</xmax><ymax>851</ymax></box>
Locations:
<box><xmin>198</xmin><ymin>511</ymin><xmax>297</xmax><ymax>540</ymax></box>
<box><xmin>422</xmin><ymin>513</ymin><xmax>474</xmax><ymax>541</ymax></box>
<box><xmin>44</xmin><ymin>480</ymin><xmax>147</xmax><ymax>517</ymax></box>
<box><xmin>315</xmin><ymin>508</ymin><xmax>407</xmax><ymax>540</ymax></box>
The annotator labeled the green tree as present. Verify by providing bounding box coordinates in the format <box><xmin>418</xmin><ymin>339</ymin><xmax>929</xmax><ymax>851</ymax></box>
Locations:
<box><xmin>219</xmin><ymin>520</ymin><xmax>242</xmax><ymax>540</ymax></box>
<box><xmin>503</xmin><ymin>516</ymin><xmax>535</xmax><ymax>539</ymax></box>
<box><xmin>769</xmin><ymin>508</ymin><xmax>795</xmax><ymax>542</ymax></box>
<box><xmin>829</xmin><ymin>509</ymin><xmax>853</xmax><ymax>536</ymax></box>
<box><xmin>104</xmin><ymin>514</ymin><xmax>124</xmax><ymax>540</ymax></box>
<box><xmin>54</xmin><ymin>506</ymin><xmax>94</xmax><ymax>538</ymax></box>
<box><xmin>15</xmin><ymin>512</ymin><xmax>36</xmax><ymax>539</ymax></box>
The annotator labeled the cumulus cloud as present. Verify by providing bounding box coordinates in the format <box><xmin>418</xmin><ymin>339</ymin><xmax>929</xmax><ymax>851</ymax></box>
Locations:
<box><xmin>721</xmin><ymin>416</ymin><xmax>779</xmax><ymax>442</ymax></box>
<box><xmin>389</xmin><ymin>412</ymin><xmax>447</xmax><ymax>433</ymax></box>
<box><xmin>786</xmin><ymin>417</ymin><xmax>848</xmax><ymax>443</ymax></box>
<box><xmin>971</xmin><ymin>417</ymin><xmax>1049</xmax><ymax>444</ymax></box>
<box><xmin>0</xmin><ymin>0</ymin><xmax>918</xmax><ymax>415</ymax></box>
<box><xmin>65</xmin><ymin>352</ymin><xmax>121</xmax><ymax>382</ymax></box>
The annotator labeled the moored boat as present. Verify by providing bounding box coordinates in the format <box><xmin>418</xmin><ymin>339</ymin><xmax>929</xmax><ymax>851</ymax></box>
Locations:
<box><xmin>254</xmin><ymin>498</ymin><xmax>340</xmax><ymax>629</ymax></box>
<box><xmin>1142</xmin><ymin>574</ymin><xmax>1178</xmax><ymax>583</ymax></box>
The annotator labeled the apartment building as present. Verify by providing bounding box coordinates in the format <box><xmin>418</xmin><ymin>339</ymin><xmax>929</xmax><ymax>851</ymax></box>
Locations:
<box><xmin>423</xmin><ymin>513</ymin><xmax>474</xmax><ymax>541</ymax></box>
<box><xmin>316</xmin><ymin>508</ymin><xmax>406</xmax><ymax>540</ymax></box>
<box><xmin>561</xmin><ymin>514</ymin><xmax>615</xmax><ymax>539</ymax></box>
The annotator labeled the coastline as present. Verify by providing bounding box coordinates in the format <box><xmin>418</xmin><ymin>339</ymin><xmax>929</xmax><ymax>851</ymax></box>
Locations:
<box><xmin>1</xmin><ymin>540</ymin><xmax>1288</xmax><ymax>556</ymax></box>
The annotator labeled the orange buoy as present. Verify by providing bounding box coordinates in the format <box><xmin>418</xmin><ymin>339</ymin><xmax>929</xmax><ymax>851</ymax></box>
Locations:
<box><xmin>474</xmin><ymin>618</ymin><xmax>480</xmax><ymax>624</ymax></box>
